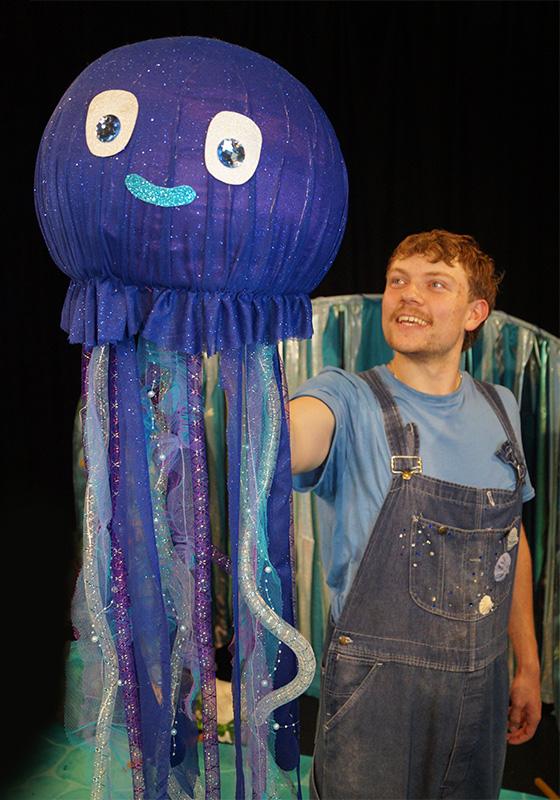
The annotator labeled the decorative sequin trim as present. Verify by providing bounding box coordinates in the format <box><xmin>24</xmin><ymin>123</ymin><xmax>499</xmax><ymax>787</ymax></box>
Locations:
<box><xmin>187</xmin><ymin>354</ymin><xmax>221</xmax><ymax>799</ymax></box>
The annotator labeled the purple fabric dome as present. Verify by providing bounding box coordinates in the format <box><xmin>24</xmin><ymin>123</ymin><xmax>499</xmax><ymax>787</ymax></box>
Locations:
<box><xmin>34</xmin><ymin>36</ymin><xmax>348</xmax><ymax>354</ymax></box>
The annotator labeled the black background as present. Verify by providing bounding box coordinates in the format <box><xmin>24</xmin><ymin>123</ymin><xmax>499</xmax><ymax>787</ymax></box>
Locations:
<box><xmin>3</xmin><ymin>0</ymin><xmax>559</xmax><ymax>789</ymax></box>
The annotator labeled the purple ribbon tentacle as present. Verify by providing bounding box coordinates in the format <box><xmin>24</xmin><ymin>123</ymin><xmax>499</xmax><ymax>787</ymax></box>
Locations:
<box><xmin>108</xmin><ymin>345</ymin><xmax>145</xmax><ymax>799</ymax></box>
<box><xmin>186</xmin><ymin>354</ymin><xmax>220</xmax><ymax>800</ymax></box>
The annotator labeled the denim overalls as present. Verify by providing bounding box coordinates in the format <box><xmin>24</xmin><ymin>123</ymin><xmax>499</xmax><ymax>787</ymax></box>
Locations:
<box><xmin>311</xmin><ymin>369</ymin><xmax>526</xmax><ymax>800</ymax></box>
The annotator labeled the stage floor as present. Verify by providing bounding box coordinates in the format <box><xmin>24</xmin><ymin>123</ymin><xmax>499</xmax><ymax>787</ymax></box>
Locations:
<box><xmin>5</xmin><ymin>724</ymin><xmax>544</xmax><ymax>800</ymax></box>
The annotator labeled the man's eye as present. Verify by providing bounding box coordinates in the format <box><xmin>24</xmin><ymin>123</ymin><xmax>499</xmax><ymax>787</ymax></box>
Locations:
<box><xmin>431</xmin><ymin>281</ymin><xmax>445</xmax><ymax>289</ymax></box>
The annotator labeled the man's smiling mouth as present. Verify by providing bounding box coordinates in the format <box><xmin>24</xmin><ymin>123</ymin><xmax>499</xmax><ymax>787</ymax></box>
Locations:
<box><xmin>396</xmin><ymin>314</ymin><xmax>430</xmax><ymax>327</ymax></box>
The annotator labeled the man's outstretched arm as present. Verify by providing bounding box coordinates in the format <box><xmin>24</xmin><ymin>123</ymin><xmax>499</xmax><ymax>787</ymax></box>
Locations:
<box><xmin>289</xmin><ymin>396</ymin><xmax>335</xmax><ymax>475</ymax></box>
<box><xmin>507</xmin><ymin>523</ymin><xmax>542</xmax><ymax>744</ymax></box>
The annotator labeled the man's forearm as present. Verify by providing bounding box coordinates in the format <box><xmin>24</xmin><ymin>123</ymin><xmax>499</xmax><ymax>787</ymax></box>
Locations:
<box><xmin>508</xmin><ymin>524</ymin><xmax>539</xmax><ymax>672</ymax></box>
<box><xmin>506</xmin><ymin>523</ymin><xmax>541</xmax><ymax>744</ymax></box>
<box><xmin>289</xmin><ymin>396</ymin><xmax>335</xmax><ymax>474</ymax></box>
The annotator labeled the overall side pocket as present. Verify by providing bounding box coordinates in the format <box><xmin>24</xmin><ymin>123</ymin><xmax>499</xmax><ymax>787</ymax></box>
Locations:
<box><xmin>323</xmin><ymin>652</ymin><xmax>383</xmax><ymax>733</ymax></box>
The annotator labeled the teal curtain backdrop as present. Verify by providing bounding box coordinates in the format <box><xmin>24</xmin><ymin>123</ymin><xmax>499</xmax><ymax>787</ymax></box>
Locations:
<box><xmin>72</xmin><ymin>297</ymin><xmax>559</xmax><ymax>715</ymax></box>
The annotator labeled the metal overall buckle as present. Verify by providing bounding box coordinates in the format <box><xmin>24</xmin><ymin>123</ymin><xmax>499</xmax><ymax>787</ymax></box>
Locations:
<box><xmin>391</xmin><ymin>455</ymin><xmax>423</xmax><ymax>481</ymax></box>
<box><xmin>496</xmin><ymin>441</ymin><xmax>526</xmax><ymax>486</ymax></box>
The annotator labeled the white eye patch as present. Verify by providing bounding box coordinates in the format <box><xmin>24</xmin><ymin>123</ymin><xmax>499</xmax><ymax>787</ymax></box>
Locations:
<box><xmin>204</xmin><ymin>111</ymin><xmax>262</xmax><ymax>185</ymax></box>
<box><xmin>85</xmin><ymin>89</ymin><xmax>139</xmax><ymax>157</ymax></box>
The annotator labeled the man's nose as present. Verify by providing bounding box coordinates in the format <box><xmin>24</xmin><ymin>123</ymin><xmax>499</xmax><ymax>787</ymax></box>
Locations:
<box><xmin>401</xmin><ymin>282</ymin><xmax>424</xmax><ymax>304</ymax></box>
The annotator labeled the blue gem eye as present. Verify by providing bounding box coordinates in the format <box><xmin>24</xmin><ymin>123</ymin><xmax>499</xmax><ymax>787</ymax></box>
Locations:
<box><xmin>96</xmin><ymin>114</ymin><xmax>121</xmax><ymax>143</ymax></box>
<box><xmin>217</xmin><ymin>138</ymin><xmax>245</xmax><ymax>168</ymax></box>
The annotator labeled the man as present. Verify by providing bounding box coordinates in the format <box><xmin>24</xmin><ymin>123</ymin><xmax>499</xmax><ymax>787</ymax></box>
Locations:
<box><xmin>289</xmin><ymin>230</ymin><xmax>541</xmax><ymax>799</ymax></box>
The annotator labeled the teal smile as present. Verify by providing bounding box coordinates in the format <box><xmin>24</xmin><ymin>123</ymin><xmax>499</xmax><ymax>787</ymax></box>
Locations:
<box><xmin>125</xmin><ymin>173</ymin><xmax>197</xmax><ymax>207</ymax></box>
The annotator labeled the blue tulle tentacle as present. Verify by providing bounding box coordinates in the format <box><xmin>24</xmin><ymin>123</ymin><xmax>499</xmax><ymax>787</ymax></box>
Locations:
<box><xmin>222</xmin><ymin>345</ymin><xmax>315</xmax><ymax>798</ymax></box>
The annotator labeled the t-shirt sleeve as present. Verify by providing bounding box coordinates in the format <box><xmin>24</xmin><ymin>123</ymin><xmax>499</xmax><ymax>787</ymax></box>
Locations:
<box><xmin>291</xmin><ymin>368</ymin><xmax>357</xmax><ymax>502</ymax></box>
<box><xmin>495</xmin><ymin>385</ymin><xmax>536</xmax><ymax>503</ymax></box>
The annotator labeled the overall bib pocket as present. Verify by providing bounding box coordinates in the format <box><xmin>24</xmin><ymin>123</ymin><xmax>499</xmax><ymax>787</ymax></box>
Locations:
<box><xmin>409</xmin><ymin>515</ymin><xmax>520</xmax><ymax>621</ymax></box>
<box><xmin>323</xmin><ymin>650</ymin><xmax>383</xmax><ymax>732</ymax></box>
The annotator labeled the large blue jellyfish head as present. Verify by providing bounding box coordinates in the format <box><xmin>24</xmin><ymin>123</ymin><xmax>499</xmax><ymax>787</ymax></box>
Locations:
<box><xmin>35</xmin><ymin>37</ymin><xmax>348</xmax><ymax>354</ymax></box>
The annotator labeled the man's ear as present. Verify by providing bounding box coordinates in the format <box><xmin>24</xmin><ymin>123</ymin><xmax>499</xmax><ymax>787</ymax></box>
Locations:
<box><xmin>465</xmin><ymin>298</ymin><xmax>490</xmax><ymax>332</ymax></box>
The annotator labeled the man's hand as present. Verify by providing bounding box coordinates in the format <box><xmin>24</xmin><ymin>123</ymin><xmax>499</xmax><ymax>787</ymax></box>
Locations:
<box><xmin>507</xmin><ymin>668</ymin><xmax>541</xmax><ymax>744</ymax></box>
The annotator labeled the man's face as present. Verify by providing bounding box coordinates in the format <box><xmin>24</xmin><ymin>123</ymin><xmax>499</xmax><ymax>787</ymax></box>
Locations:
<box><xmin>381</xmin><ymin>255</ymin><xmax>484</xmax><ymax>359</ymax></box>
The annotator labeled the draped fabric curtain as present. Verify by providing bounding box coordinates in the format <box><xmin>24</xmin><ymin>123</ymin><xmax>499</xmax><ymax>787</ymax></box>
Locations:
<box><xmin>72</xmin><ymin>295</ymin><xmax>559</xmax><ymax>715</ymax></box>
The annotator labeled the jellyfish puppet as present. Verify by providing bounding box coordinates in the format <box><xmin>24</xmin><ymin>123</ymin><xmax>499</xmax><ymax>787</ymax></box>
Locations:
<box><xmin>34</xmin><ymin>37</ymin><xmax>348</xmax><ymax>800</ymax></box>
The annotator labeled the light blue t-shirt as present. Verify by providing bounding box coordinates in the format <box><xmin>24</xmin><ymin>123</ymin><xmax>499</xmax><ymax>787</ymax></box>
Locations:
<box><xmin>293</xmin><ymin>365</ymin><xmax>535</xmax><ymax>621</ymax></box>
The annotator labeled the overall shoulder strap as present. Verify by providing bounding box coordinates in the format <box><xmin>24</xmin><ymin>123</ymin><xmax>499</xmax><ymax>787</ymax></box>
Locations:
<box><xmin>358</xmin><ymin>368</ymin><xmax>421</xmax><ymax>472</ymax></box>
<box><xmin>473</xmin><ymin>379</ymin><xmax>528</xmax><ymax>485</ymax></box>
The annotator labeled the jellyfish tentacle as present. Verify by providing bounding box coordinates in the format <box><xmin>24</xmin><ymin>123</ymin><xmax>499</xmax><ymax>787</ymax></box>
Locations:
<box><xmin>221</xmin><ymin>345</ymin><xmax>314</xmax><ymax>797</ymax></box>
<box><xmin>140</xmin><ymin>342</ymin><xmax>199</xmax><ymax>799</ymax></box>
<box><xmin>186</xmin><ymin>353</ymin><xmax>221</xmax><ymax>800</ymax></box>
<box><xmin>80</xmin><ymin>346</ymin><xmax>122</xmax><ymax>799</ymax></box>
<box><xmin>107</xmin><ymin>345</ymin><xmax>145</xmax><ymax>799</ymax></box>
<box><xmin>219</xmin><ymin>350</ymin><xmax>246</xmax><ymax>800</ymax></box>
<box><xmin>152</xmin><ymin>447</ymin><xmax>197</xmax><ymax>800</ymax></box>
<box><xmin>278</xmin><ymin>350</ymin><xmax>298</xmax><ymax>622</ymax></box>
<box><xmin>36</xmin><ymin>34</ymin><xmax>348</xmax><ymax>798</ymax></box>
<box><xmin>239</xmin><ymin>345</ymin><xmax>316</xmax><ymax>727</ymax></box>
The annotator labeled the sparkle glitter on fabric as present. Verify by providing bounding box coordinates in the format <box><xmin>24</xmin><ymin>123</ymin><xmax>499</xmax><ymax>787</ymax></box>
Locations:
<box><xmin>35</xmin><ymin>35</ymin><xmax>348</xmax><ymax>800</ymax></box>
